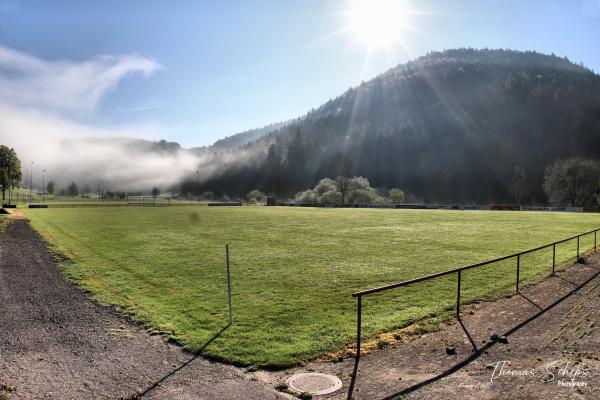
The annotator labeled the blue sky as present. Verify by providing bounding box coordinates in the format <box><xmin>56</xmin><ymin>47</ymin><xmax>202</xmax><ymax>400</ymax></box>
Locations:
<box><xmin>1</xmin><ymin>0</ymin><xmax>599</xmax><ymax>148</ymax></box>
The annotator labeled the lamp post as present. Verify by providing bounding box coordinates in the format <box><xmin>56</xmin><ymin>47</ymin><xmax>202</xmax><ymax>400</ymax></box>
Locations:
<box><xmin>29</xmin><ymin>161</ymin><xmax>33</xmax><ymax>204</ymax></box>
<box><xmin>42</xmin><ymin>169</ymin><xmax>46</xmax><ymax>203</ymax></box>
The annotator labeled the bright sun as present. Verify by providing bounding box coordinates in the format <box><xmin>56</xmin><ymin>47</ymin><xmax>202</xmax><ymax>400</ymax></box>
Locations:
<box><xmin>346</xmin><ymin>0</ymin><xmax>413</xmax><ymax>48</ymax></box>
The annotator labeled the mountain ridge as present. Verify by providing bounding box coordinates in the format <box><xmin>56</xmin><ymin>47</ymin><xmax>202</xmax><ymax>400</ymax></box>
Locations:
<box><xmin>186</xmin><ymin>48</ymin><xmax>600</xmax><ymax>204</ymax></box>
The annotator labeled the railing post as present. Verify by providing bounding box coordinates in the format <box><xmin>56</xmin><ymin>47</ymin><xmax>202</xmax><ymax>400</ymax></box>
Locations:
<box><xmin>516</xmin><ymin>254</ymin><xmax>520</xmax><ymax>293</ymax></box>
<box><xmin>347</xmin><ymin>294</ymin><xmax>363</xmax><ymax>400</ymax></box>
<box><xmin>456</xmin><ymin>270</ymin><xmax>461</xmax><ymax>318</ymax></box>
<box><xmin>356</xmin><ymin>295</ymin><xmax>362</xmax><ymax>359</ymax></box>
<box><xmin>552</xmin><ymin>243</ymin><xmax>556</xmax><ymax>275</ymax></box>
<box><xmin>225</xmin><ymin>244</ymin><xmax>233</xmax><ymax>325</ymax></box>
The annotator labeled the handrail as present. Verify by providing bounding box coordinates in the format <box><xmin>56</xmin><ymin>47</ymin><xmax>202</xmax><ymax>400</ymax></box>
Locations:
<box><xmin>353</xmin><ymin>228</ymin><xmax>599</xmax><ymax>297</ymax></box>
<box><xmin>347</xmin><ymin>227</ymin><xmax>599</xmax><ymax>400</ymax></box>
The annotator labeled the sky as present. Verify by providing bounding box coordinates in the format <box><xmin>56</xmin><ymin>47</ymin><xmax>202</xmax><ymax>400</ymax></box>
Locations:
<box><xmin>0</xmin><ymin>0</ymin><xmax>599</xmax><ymax>150</ymax></box>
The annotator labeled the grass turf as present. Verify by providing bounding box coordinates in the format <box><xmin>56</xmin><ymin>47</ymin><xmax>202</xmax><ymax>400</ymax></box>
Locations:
<box><xmin>23</xmin><ymin>206</ymin><xmax>600</xmax><ymax>367</ymax></box>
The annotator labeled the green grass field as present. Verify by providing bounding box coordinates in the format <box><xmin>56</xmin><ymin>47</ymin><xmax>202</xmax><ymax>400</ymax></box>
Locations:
<box><xmin>23</xmin><ymin>206</ymin><xmax>600</xmax><ymax>367</ymax></box>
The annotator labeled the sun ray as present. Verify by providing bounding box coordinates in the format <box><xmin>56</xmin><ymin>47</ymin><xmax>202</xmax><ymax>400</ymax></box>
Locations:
<box><xmin>344</xmin><ymin>0</ymin><xmax>419</xmax><ymax>48</ymax></box>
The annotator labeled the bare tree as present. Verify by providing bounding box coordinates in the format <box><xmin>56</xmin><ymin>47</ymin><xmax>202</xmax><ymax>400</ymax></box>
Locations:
<box><xmin>335</xmin><ymin>176</ymin><xmax>351</xmax><ymax>205</ymax></box>
<box><xmin>543</xmin><ymin>158</ymin><xmax>600</xmax><ymax>206</ymax></box>
<box><xmin>510</xmin><ymin>166</ymin><xmax>530</xmax><ymax>205</ymax></box>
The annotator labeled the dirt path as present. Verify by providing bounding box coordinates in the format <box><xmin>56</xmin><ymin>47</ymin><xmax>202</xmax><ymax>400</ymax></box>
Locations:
<box><xmin>257</xmin><ymin>255</ymin><xmax>600</xmax><ymax>400</ymax></box>
<box><xmin>0</xmin><ymin>219</ymin><xmax>287</xmax><ymax>400</ymax></box>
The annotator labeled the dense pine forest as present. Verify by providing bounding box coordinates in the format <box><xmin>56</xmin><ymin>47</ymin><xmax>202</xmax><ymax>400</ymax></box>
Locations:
<box><xmin>185</xmin><ymin>48</ymin><xmax>600</xmax><ymax>204</ymax></box>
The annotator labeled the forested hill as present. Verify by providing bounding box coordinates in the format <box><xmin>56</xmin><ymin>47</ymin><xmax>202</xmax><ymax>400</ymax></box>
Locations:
<box><xmin>190</xmin><ymin>49</ymin><xmax>600</xmax><ymax>203</ymax></box>
<box><xmin>211</xmin><ymin>122</ymin><xmax>287</xmax><ymax>149</ymax></box>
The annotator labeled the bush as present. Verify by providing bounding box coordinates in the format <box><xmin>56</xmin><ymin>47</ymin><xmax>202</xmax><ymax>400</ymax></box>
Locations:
<box><xmin>314</xmin><ymin>178</ymin><xmax>337</xmax><ymax>196</ymax></box>
<box><xmin>294</xmin><ymin>176</ymin><xmax>385</xmax><ymax>205</ymax></box>
<box><xmin>388</xmin><ymin>188</ymin><xmax>405</xmax><ymax>204</ymax></box>
<box><xmin>294</xmin><ymin>189</ymin><xmax>317</xmax><ymax>204</ymax></box>
<box><xmin>350</xmin><ymin>188</ymin><xmax>382</xmax><ymax>205</ymax></box>
<box><xmin>199</xmin><ymin>191</ymin><xmax>215</xmax><ymax>200</ymax></box>
<box><xmin>247</xmin><ymin>189</ymin><xmax>267</xmax><ymax>204</ymax></box>
<box><xmin>319</xmin><ymin>190</ymin><xmax>342</xmax><ymax>205</ymax></box>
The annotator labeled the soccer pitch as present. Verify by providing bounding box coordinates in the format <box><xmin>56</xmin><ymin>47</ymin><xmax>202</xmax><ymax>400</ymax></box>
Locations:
<box><xmin>23</xmin><ymin>206</ymin><xmax>600</xmax><ymax>367</ymax></box>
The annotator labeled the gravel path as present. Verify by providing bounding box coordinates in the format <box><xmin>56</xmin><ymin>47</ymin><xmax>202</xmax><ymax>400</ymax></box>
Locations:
<box><xmin>0</xmin><ymin>219</ymin><xmax>286</xmax><ymax>400</ymax></box>
<box><xmin>260</xmin><ymin>254</ymin><xmax>600</xmax><ymax>400</ymax></box>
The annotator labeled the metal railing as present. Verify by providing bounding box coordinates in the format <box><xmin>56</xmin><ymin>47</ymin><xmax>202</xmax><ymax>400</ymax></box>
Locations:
<box><xmin>347</xmin><ymin>228</ymin><xmax>599</xmax><ymax>399</ymax></box>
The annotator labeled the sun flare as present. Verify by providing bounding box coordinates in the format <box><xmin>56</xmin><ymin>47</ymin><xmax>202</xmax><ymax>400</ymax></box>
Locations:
<box><xmin>346</xmin><ymin>0</ymin><xmax>413</xmax><ymax>48</ymax></box>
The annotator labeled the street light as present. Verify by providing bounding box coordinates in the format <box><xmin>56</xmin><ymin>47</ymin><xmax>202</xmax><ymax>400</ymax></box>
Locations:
<box><xmin>29</xmin><ymin>161</ymin><xmax>33</xmax><ymax>204</ymax></box>
<box><xmin>42</xmin><ymin>169</ymin><xmax>46</xmax><ymax>203</ymax></box>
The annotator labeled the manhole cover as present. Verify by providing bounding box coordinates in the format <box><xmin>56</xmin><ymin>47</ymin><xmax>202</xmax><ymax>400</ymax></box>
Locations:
<box><xmin>286</xmin><ymin>372</ymin><xmax>343</xmax><ymax>395</ymax></box>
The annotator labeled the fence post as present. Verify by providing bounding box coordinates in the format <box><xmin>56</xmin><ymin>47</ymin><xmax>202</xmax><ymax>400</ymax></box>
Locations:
<box><xmin>456</xmin><ymin>270</ymin><xmax>461</xmax><ymax>318</ymax></box>
<box><xmin>356</xmin><ymin>295</ymin><xmax>362</xmax><ymax>359</ymax></box>
<box><xmin>552</xmin><ymin>243</ymin><xmax>556</xmax><ymax>275</ymax></box>
<box><xmin>516</xmin><ymin>254</ymin><xmax>520</xmax><ymax>292</ymax></box>
<box><xmin>225</xmin><ymin>244</ymin><xmax>233</xmax><ymax>324</ymax></box>
<box><xmin>595</xmin><ymin>230</ymin><xmax>597</xmax><ymax>252</ymax></box>
<box><xmin>577</xmin><ymin>236</ymin><xmax>580</xmax><ymax>260</ymax></box>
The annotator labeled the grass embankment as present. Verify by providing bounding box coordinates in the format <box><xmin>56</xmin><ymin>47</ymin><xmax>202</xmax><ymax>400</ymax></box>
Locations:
<box><xmin>24</xmin><ymin>207</ymin><xmax>600</xmax><ymax>367</ymax></box>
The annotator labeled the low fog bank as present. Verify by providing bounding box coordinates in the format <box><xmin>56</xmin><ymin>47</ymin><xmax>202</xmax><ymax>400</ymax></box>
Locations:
<box><xmin>0</xmin><ymin>102</ymin><xmax>266</xmax><ymax>194</ymax></box>
<box><xmin>40</xmin><ymin>137</ymin><xmax>201</xmax><ymax>192</ymax></box>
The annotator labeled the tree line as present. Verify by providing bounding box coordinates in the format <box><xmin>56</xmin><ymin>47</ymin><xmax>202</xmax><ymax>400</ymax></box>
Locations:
<box><xmin>4</xmin><ymin>144</ymin><xmax>600</xmax><ymax>207</ymax></box>
<box><xmin>191</xmin><ymin>49</ymin><xmax>600</xmax><ymax>204</ymax></box>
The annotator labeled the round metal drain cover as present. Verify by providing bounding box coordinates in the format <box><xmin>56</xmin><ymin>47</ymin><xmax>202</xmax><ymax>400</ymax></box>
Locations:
<box><xmin>286</xmin><ymin>372</ymin><xmax>343</xmax><ymax>395</ymax></box>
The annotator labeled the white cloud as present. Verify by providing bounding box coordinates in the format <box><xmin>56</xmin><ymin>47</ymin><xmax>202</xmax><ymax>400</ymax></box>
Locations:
<box><xmin>0</xmin><ymin>46</ymin><xmax>162</xmax><ymax>112</ymax></box>
<box><xmin>0</xmin><ymin>45</ymin><xmax>212</xmax><ymax>191</ymax></box>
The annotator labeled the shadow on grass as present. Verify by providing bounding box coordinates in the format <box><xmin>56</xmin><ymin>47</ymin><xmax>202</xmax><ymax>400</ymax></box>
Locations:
<box><xmin>347</xmin><ymin>267</ymin><xmax>600</xmax><ymax>400</ymax></box>
<box><xmin>137</xmin><ymin>323</ymin><xmax>231</xmax><ymax>398</ymax></box>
